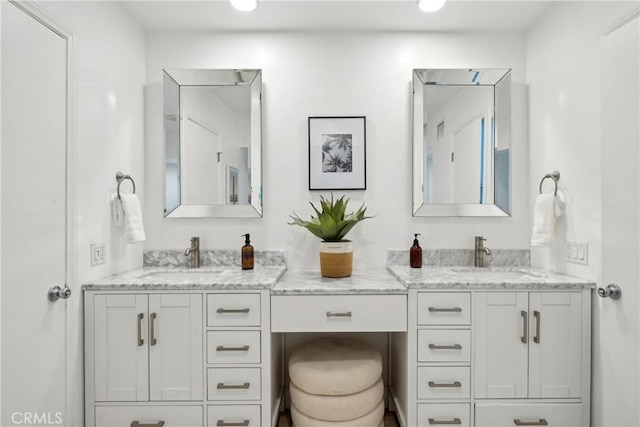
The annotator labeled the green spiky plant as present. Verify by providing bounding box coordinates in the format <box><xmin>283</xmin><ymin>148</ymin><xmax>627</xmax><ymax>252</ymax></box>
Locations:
<box><xmin>288</xmin><ymin>194</ymin><xmax>373</xmax><ymax>242</ymax></box>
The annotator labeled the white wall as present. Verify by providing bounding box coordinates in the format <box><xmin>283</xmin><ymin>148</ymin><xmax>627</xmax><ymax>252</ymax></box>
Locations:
<box><xmin>527</xmin><ymin>2</ymin><xmax>639</xmax><ymax>425</ymax></box>
<box><xmin>145</xmin><ymin>31</ymin><xmax>530</xmax><ymax>270</ymax></box>
<box><xmin>26</xmin><ymin>2</ymin><xmax>146</xmax><ymax>424</ymax></box>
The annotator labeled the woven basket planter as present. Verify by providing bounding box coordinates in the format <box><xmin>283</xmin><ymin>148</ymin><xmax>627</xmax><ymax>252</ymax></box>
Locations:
<box><xmin>319</xmin><ymin>241</ymin><xmax>353</xmax><ymax>278</ymax></box>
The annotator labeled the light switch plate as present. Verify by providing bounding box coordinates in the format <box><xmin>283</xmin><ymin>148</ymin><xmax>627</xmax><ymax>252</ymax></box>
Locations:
<box><xmin>566</xmin><ymin>241</ymin><xmax>588</xmax><ymax>265</ymax></box>
<box><xmin>91</xmin><ymin>242</ymin><xmax>106</xmax><ymax>266</ymax></box>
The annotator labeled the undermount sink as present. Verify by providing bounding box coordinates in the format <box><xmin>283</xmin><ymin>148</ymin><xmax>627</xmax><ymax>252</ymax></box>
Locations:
<box><xmin>141</xmin><ymin>270</ymin><xmax>227</xmax><ymax>280</ymax></box>
<box><xmin>450</xmin><ymin>267</ymin><xmax>546</xmax><ymax>280</ymax></box>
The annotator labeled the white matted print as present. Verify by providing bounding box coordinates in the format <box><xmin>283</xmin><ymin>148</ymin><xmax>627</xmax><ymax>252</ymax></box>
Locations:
<box><xmin>308</xmin><ymin>116</ymin><xmax>366</xmax><ymax>190</ymax></box>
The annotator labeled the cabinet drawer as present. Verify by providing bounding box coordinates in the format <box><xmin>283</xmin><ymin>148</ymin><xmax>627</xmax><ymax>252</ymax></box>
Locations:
<box><xmin>417</xmin><ymin>367</ymin><xmax>470</xmax><ymax>400</ymax></box>
<box><xmin>271</xmin><ymin>294</ymin><xmax>407</xmax><ymax>332</ymax></box>
<box><xmin>417</xmin><ymin>403</ymin><xmax>470</xmax><ymax>427</ymax></box>
<box><xmin>95</xmin><ymin>405</ymin><xmax>203</xmax><ymax>427</ymax></box>
<box><xmin>418</xmin><ymin>330</ymin><xmax>470</xmax><ymax>363</ymax></box>
<box><xmin>207</xmin><ymin>294</ymin><xmax>261</xmax><ymax>327</ymax></box>
<box><xmin>207</xmin><ymin>368</ymin><xmax>261</xmax><ymax>401</ymax></box>
<box><xmin>207</xmin><ymin>331</ymin><xmax>261</xmax><ymax>364</ymax></box>
<box><xmin>208</xmin><ymin>405</ymin><xmax>261</xmax><ymax>427</ymax></box>
<box><xmin>475</xmin><ymin>403</ymin><xmax>582</xmax><ymax>427</ymax></box>
<box><xmin>418</xmin><ymin>293</ymin><xmax>470</xmax><ymax>326</ymax></box>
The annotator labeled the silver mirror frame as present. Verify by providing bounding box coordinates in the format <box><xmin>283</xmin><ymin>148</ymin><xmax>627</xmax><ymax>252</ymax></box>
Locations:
<box><xmin>412</xmin><ymin>68</ymin><xmax>512</xmax><ymax>217</ymax></box>
<box><xmin>163</xmin><ymin>69</ymin><xmax>263</xmax><ymax>218</ymax></box>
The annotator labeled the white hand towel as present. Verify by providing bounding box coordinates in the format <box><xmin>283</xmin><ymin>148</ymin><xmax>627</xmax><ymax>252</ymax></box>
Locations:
<box><xmin>111</xmin><ymin>193</ymin><xmax>125</xmax><ymax>227</ymax></box>
<box><xmin>120</xmin><ymin>193</ymin><xmax>146</xmax><ymax>243</ymax></box>
<box><xmin>531</xmin><ymin>193</ymin><xmax>565</xmax><ymax>247</ymax></box>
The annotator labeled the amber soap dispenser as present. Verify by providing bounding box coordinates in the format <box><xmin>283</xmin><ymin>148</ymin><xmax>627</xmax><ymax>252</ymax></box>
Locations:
<box><xmin>410</xmin><ymin>233</ymin><xmax>422</xmax><ymax>268</ymax></box>
<box><xmin>241</xmin><ymin>233</ymin><xmax>254</xmax><ymax>270</ymax></box>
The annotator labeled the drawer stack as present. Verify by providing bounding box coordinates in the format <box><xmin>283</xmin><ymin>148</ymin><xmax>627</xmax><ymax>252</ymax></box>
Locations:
<box><xmin>206</xmin><ymin>293</ymin><xmax>263</xmax><ymax>427</ymax></box>
<box><xmin>415</xmin><ymin>292</ymin><xmax>472</xmax><ymax>427</ymax></box>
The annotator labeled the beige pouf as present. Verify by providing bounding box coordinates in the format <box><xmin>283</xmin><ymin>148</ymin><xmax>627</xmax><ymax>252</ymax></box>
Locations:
<box><xmin>289</xmin><ymin>338</ymin><xmax>382</xmax><ymax>396</ymax></box>
<box><xmin>291</xmin><ymin>398</ymin><xmax>385</xmax><ymax>427</ymax></box>
<box><xmin>290</xmin><ymin>377</ymin><xmax>383</xmax><ymax>422</ymax></box>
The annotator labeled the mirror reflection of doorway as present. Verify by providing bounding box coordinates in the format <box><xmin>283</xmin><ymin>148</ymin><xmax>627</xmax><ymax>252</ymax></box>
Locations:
<box><xmin>182</xmin><ymin>116</ymin><xmax>222</xmax><ymax>205</ymax></box>
<box><xmin>452</xmin><ymin>116</ymin><xmax>485</xmax><ymax>204</ymax></box>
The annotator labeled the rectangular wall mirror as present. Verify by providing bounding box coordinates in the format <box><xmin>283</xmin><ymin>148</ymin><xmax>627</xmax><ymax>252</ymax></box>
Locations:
<box><xmin>163</xmin><ymin>69</ymin><xmax>262</xmax><ymax>217</ymax></box>
<box><xmin>412</xmin><ymin>68</ymin><xmax>511</xmax><ymax>216</ymax></box>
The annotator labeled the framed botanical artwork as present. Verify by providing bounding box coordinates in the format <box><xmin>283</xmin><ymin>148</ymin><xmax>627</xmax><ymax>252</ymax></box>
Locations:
<box><xmin>308</xmin><ymin>116</ymin><xmax>367</xmax><ymax>190</ymax></box>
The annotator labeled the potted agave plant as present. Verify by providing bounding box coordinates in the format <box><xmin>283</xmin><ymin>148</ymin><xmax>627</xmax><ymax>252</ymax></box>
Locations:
<box><xmin>289</xmin><ymin>194</ymin><xmax>373</xmax><ymax>278</ymax></box>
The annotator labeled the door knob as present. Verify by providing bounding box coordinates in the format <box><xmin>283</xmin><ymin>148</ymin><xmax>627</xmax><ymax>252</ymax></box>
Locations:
<box><xmin>48</xmin><ymin>284</ymin><xmax>71</xmax><ymax>302</ymax></box>
<box><xmin>597</xmin><ymin>283</ymin><xmax>621</xmax><ymax>300</ymax></box>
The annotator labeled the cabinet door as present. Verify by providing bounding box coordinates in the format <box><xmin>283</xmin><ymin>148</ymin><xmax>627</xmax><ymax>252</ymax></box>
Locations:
<box><xmin>94</xmin><ymin>294</ymin><xmax>149</xmax><ymax>401</ymax></box>
<box><xmin>528</xmin><ymin>292</ymin><xmax>582</xmax><ymax>398</ymax></box>
<box><xmin>474</xmin><ymin>292</ymin><xmax>528</xmax><ymax>398</ymax></box>
<box><xmin>149</xmin><ymin>294</ymin><xmax>203</xmax><ymax>401</ymax></box>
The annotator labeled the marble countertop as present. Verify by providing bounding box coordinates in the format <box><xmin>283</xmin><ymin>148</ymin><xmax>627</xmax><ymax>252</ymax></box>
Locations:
<box><xmin>387</xmin><ymin>265</ymin><xmax>596</xmax><ymax>290</ymax></box>
<box><xmin>271</xmin><ymin>270</ymin><xmax>407</xmax><ymax>295</ymax></box>
<box><xmin>82</xmin><ymin>266</ymin><xmax>287</xmax><ymax>291</ymax></box>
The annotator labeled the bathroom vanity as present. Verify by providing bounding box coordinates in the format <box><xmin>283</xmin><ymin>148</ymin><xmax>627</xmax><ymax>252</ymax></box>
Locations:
<box><xmin>83</xmin><ymin>263</ymin><xmax>593</xmax><ymax>427</ymax></box>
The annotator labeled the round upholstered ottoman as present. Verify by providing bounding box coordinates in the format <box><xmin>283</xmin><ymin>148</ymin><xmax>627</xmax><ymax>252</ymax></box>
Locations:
<box><xmin>291</xmin><ymin>398</ymin><xmax>385</xmax><ymax>427</ymax></box>
<box><xmin>290</xmin><ymin>377</ymin><xmax>384</xmax><ymax>421</ymax></box>
<box><xmin>289</xmin><ymin>338</ymin><xmax>382</xmax><ymax>396</ymax></box>
<box><xmin>288</xmin><ymin>338</ymin><xmax>384</xmax><ymax>426</ymax></box>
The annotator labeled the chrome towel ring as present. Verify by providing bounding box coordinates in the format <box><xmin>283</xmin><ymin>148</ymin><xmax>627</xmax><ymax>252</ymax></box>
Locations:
<box><xmin>116</xmin><ymin>171</ymin><xmax>136</xmax><ymax>201</ymax></box>
<box><xmin>539</xmin><ymin>170</ymin><xmax>560</xmax><ymax>195</ymax></box>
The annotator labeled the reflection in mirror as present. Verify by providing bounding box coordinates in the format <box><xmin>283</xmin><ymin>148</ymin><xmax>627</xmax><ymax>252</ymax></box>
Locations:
<box><xmin>163</xmin><ymin>69</ymin><xmax>262</xmax><ymax>217</ymax></box>
<box><xmin>412</xmin><ymin>68</ymin><xmax>511</xmax><ymax>216</ymax></box>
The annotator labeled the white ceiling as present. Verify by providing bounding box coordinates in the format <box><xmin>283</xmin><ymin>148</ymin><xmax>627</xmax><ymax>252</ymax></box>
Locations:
<box><xmin>121</xmin><ymin>0</ymin><xmax>555</xmax><ymax>33</ymax></box>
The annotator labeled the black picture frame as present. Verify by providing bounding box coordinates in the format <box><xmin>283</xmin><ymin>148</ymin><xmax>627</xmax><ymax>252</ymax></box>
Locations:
<box><xmin>308</xmin><ymin>116</ymin><xmax>367</xmax><ymax>190</ymax></box>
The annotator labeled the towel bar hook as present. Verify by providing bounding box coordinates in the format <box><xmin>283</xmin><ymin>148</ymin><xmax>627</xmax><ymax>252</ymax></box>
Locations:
<box><xmin>116</xmin><ymin>171</ymin><xmax>136</xmax><ymax>201</ymax></box>
<box><xmin>539</xmin><ymin>170</ymin><xmax>560</xmax><ymax>195</ymax></box>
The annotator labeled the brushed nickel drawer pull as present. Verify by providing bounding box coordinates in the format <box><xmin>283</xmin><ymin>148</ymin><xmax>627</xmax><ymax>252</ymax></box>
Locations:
<box><xmin>131</xmin><ymin>422</ymin><xmax>165</xmax><ymax>427</ymax></box>
<box><xmin>217</xmin><ymin>421</ymin><xmax>249</xmax><ymax>427</ymax></box>
<box><xmin>428</xmin><ymin>307</ymin><xmax>462</xmax><ymax>313</ymax></box>
<box><xmin>429</xmin><ymin>418</ymin><xmax>462</xmax><ymax>425</ymax></box>
<box><xmin>150</xmin><ymin>312</ymin><xmax>157</xmax><ymax>346</ymax></box>
<box><xmin>217</xmin><ymin>308</ymin><xmax>250</xmax><ymax>314</ymax></box>
<box><xmin>217</xmin><ymin>382</ymin><xmax>250</xmax><ymax>389</ymax></box>
<box><xmin>521</xmin><ymin>310</ymin><xmax>528</xmax><ymax>343</ymax></box>
<box><xmin>428</xmin><ymin>381</ymin><xmax>462</xmax><ymax>388</ymax></box>
<box><xmin>216</xmin><ymin>345</ymin><xmax>250</xmax><ymax>352</ymax></box>
<box><xmin>514</xmin><ymin>419</ymin><xmax>548</xmax><ymax>426</ymax></box>
<box><xmin>533</xmin><ymin>310</ymin><xmax>541</xmax><ymax>343</ymax></box>
<box><xmin>326</xmin><ymin>311</ymin><xmax>352</xmax><ymax>317</ymax></box>
<box><xmin>429</xmin><ymin>344</ymin><xmax>462</xmax><ymax>350</ymax></box>
<box><xmin>137</xmin><ymin>313</ymin><xmax>144</xmax><ymax>346</ymax></box>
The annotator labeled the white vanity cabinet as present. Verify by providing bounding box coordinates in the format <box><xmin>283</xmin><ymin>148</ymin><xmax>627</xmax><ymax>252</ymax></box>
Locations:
<box><xmin>474</xmin><ymin>292</ymin><xmax>583</xmax><ymax>399</ymax></box>
<box><xmin>84</xmin><ymin>283</ymin><xmax>280</xmax><ymax>427</ymax></box>
<box><xmin>92</xmin><ymin>293</ymin><xmax>203</xmax><ymax>402</ymax></box>
<box><xmin>388</xmin><ymin>267</ymin><xmax>593</xmax><ymax>427</ymax></box>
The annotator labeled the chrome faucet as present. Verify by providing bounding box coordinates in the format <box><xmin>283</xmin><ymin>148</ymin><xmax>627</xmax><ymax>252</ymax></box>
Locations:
<box><xmin>474</xmin><ymin>236</ymin><xmax>491</xmax><ymax>268</ymax></box>
<box><xmin>184</xmin><ymin>237</ymin><xmax>200</xmax><ymax>268</ymax></box>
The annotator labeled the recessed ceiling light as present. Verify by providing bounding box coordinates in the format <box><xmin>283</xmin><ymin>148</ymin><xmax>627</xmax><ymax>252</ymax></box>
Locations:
<box><xmin>418</xmin><ymin>0</ymin><xmax>446</xmax><ymax>13</ymax></box>
<box><xmin>229</xmin><ymin>0</ymin><xmax>258</xmax><ymax>12</ymax></box>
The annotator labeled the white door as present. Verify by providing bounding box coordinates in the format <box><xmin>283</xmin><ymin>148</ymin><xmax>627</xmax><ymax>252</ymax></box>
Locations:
<box><xmin>148</xmin><ymin>294</ymin><xmax>203</xmax><ymax>401</ymax></box>
<box><xmin>600</xmin><ymin>12</ymin><xmax>640</xmax><ymax>426</ymax></box>
<box><xmin>528</xmin><ymin>292</ymin><xmax>582</xmax><ymax>399</ymax></box>
<box><xmin>1</xmin><ymin>2</ymin><xmax>69</xmax><ymax>425</ymax></box>
<box><xmin>474</xmin><ymin>292</ymin><xmax>528</xmax><ymax>399</ymax></box>
<box><xmin>182</xmin><ymin>117</ymin><xmax>222</xmax><ymax>205</ymax></box>
<box><xmin>453</xmin><ymin>117</ymin><xmax>483</xmax><ymax>203</ymax></box>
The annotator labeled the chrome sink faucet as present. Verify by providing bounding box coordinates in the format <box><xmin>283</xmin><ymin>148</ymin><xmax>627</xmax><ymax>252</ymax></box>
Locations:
<box><xmin>184</xmin><ymin>236</ymin><xmax>200</xmax><ymax>268</ymax></box>
<box><xmin>474</xmin><ymin>236</ymin><xmax>491</xmax><ymax>268</ymax></box>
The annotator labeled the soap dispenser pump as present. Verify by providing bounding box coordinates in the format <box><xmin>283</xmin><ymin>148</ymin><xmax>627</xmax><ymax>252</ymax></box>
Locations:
<box><xmin>241</xmin><ymin>233</ymin><xmax>254</xmax><ymax>270</ymax></box>
<box><xmin>410</xmin><ymin>233</ymin><xmax>422</xmax><ymax>268</ymax></box>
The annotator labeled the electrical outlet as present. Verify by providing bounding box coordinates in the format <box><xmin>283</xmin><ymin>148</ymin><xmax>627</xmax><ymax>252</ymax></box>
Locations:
<box><xmin>91</xmin><ymin>242</ymin><xmax>106</xmax><ymax>266</ymax></box>
<box><xmin>566</xmin><ymin>241</ymin><xmax>588</xmax><ymax>265</ymax></box>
